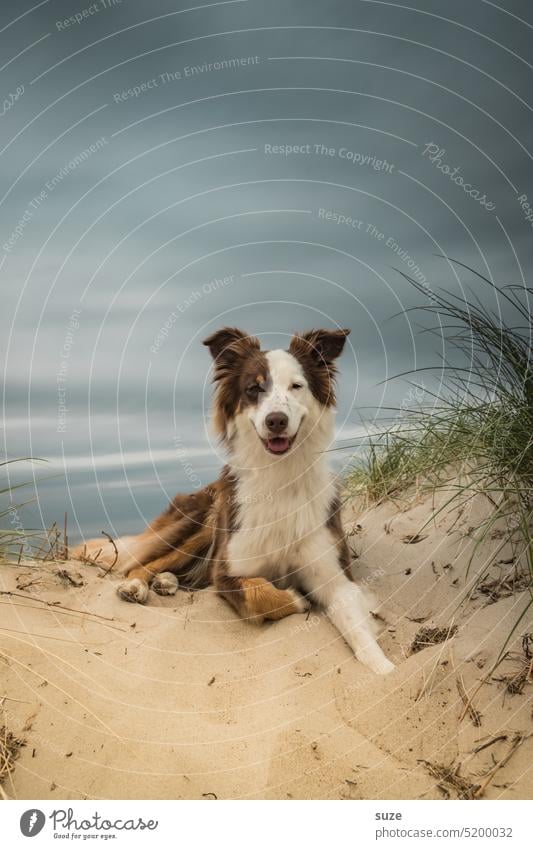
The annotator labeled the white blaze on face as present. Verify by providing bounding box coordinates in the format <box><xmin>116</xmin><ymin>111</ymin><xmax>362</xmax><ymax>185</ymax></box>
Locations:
<box><xmin>248</xmin><ymin>349</ymin><xmax>310</xmax><ymax>446</ymax></box>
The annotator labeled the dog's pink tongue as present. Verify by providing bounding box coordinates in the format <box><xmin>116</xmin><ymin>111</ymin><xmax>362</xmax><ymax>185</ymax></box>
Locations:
<box><xmin>268</xmin><ymin>436</ymin><xmax>290</xmax><ymax>454</ymax></box>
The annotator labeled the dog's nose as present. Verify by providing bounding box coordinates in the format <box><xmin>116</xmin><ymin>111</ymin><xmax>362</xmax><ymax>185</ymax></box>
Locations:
<box><xmin>265</xmin><ymin>412</ymin><xmax>288</xmax><ymax>433</ymax></box>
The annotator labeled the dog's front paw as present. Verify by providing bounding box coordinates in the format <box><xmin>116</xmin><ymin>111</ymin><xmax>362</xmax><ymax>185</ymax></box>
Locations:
<box><xmin>356</xmin><ymin>645</ymin><xmax>395</xmax><ymax>676</ymax></box>
<box><xmin>287</xmin><ymin>588</ymin><xmax>312</xmax><ymax>613</ymax></box>
<box><xmin>371</xmin><ymin>655</ymin><xmax>396</xmax><ymax>676</ymax></box>
<box><xmin>117</xmin><ymin>577</ymin><xmax>149</xmax><ymax>604</ymax></box>
<box><xmin>152</xmin><ymin>572</ymin><xmax>179</xmax><ymax>596</ymax></box>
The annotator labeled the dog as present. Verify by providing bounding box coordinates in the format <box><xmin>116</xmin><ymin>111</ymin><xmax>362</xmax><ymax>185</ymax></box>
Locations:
<box><xmin>73</xmin><ymin>327</ymin><xmax>394</xmax><ymax>675</ymax></box>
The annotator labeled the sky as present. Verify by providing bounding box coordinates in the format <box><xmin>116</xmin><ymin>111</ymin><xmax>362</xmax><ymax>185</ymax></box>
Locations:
<box><xmin>1</xmin><ymin>0</ymin><xmax>532</xmax><ymax>539</ymax></box>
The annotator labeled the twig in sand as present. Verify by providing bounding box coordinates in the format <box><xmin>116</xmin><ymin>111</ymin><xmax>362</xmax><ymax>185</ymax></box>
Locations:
<box><xmin>16</xmin><ymin>573</ymin><xmax>42</xmax><ymax>591</ymax></box>
<box><xmin>459</xmin><ymin>676</ymin><xmax>489</xmax><ymax>723</ymax></box>
<box><xmin>75</xmin><ymin>532</ymin><xmax>118</xmax><ymax>574</ymax></box>
<box><xmin>449</xmin><ymin>647</ymin><xmax>483</xmax><ymax>726</ymax></box>
<box><xmin>416</xmin><ymin>633</ymin><xmax>456</xmax><ymax>703</ymax></box>
<box><xmin>63</xmin><ymin>512</ymin><xmax>69</xmax><ymax>560</ymax></box>
<box><xmin>477</xmin><ymin>572</ymin><xmax>532</xmax><ymax>605</ymax></box>
<box><xmin>0</xmin><ymin>625</ymin><xmax>94</xmax><ymax>645</ymax></box>
<box><xmin>33</xmin><ymin>535</ymin><xmax>48</xmax><ymax>561</ymax></box>
<box><xmin>79</xmin><ymin>545</ymin><xmax>103</xmax><ymax>566</ymax></box>
<box><xmin>492</xmin><ymin>647</ymin><xmax>533</xmax><ymax>695</ymax></box>
<box><xmin>0</xmin><ymin>599</ymin><xmax>125</xmax><ymax>633</ymax></box>
<box><xmin>418</xmin><ymin>759</ymin><xmax>479</xmax><ymax>799</ymax></box>
<box><xmin>0</xmin><ymin>590</ymin><xmax>119</xmax><ymax>624</ymax></box>
<box><xmin>489</xmin><ymin>634</ymin><xmax>533</xmax><ymax>696</ymax></box>
<box><xmin>402</xmin><ymin>533</ymin><xmax>428</xmax><ymax>544</ymax></box>
<box><xmin>55</xmin><ymin>569</ymin><xmax>84</xmax><ymax>588</ymax></box>
<box><xmin>98</xmin><ymin>531</ymin><xmax>118</xmax><ymax>576</ymax></box>
<box><xmin>43</xmin><ymin>522</ymin><xmax>59</xmax><ymax>561</ymax></box>
<box><xmin>0</xmin><ymin>696</ymin><xmax>32</xmax><ymax>704</ymax></box>
<box><xmin>0</xmin><ymin>722</ymin><xmax>25</xmax><ymax>798</ymax></box>
<box><xmin>456</xmin><ymin>675</ymin><xmax>482</xmax><ymax>726</ymax></box>
<box><xmin>474</xmin><ymin>733</ymin><xmax>531</xmax><ymax>798</ymax></box>
<box><xmin>472</xmin><ymin>734</ymin><xmax>508</xmax><ymax>755</ymax></box>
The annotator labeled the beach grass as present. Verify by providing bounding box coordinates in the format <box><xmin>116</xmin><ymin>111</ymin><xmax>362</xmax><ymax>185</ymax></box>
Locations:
<box><xmin>345</xmin><ymin>263</ymin><xmax>533</xmax><ymax>650</ymax></box>
<box><xmin>0</xmin><ymin>458</ymin><xmax>52</xmax><ymax>560</ymax></box>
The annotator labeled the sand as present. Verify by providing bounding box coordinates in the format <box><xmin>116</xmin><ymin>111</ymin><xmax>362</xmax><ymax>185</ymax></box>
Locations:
<box><xmin>1</xmin><ymin>485</ymin><xmax>532</xmax><ymax>800</ymax></box>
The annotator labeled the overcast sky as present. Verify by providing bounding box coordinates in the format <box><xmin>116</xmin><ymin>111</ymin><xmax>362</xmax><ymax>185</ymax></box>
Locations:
<box><xmin>1</xmin><ymin>0</ymin><xmax>532</xmax><ymax>537</ymax></box>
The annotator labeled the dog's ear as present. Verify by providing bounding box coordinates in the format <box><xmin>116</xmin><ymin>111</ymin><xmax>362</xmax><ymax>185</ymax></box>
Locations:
<box><xmin>289</xmin><ymin>328</ymin><xmax>350</xmax><ymax>364</ymax></box>
<box><xmin>289</xmin><ymin>329</ymin><xmax>350</xmax><ymax>407</ymax></box>
<box><xmin>203</xmin><ymin>327</ymin><xmax>260</xmax><ymax>365</ymax></box>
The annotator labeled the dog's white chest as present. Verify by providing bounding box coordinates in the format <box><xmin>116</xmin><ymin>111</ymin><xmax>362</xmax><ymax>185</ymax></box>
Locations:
<box><xmin>226</xmin><ymin>463</ymin><xmax>335</xmax><ymax>579</ymax></box>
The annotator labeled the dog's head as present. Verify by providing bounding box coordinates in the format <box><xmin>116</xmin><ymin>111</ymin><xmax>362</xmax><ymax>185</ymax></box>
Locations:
<box><xmin>203</xmin><ymin>327</ymin><xmax>350</xmax><ymax>456</ymax></box>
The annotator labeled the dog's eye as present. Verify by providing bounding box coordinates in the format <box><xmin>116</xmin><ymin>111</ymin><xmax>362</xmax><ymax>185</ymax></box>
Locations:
<box><xmin>246</xmin><ymin>384</ymin><xmax>264</xmax><ymax>396</ymax></box>
<box><xmin>291</xmin><ymin>382</ymin><xmax>303</xmax><ymax>390</ymax></box>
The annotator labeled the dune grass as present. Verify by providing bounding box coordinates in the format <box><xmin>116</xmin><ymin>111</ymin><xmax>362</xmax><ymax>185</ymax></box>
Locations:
<box><xmin>347</xmin><ymin>413</ymin><xmax>475</xmax><ymax>502</ymax></box>
<box><xmin>348</xmin><ymin>264</ymin><xmax>533</xmax><ymax>503</ymax></box>
<box><xmin>346</xmin><ymin>263</ymin><xmax>533</xmax><ymax>656</ymax></box>
<box><xmin>0</xmin><ymin>458</ymin><xmax>48</xmax><ymax>561</ymax></box>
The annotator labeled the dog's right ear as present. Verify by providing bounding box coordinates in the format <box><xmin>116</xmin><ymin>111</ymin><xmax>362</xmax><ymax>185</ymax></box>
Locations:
<box><xmin>203</xmin><ymin>327</ymin><xmax>260</xmax><ymax>364</ymax></box>
<box><xmin>203</xmin><ymin>327</ymin><xmax>247</xmax><ymax>360</ymax></box>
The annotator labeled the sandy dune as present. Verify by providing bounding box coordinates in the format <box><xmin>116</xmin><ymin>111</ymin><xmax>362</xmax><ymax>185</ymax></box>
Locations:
<box><xmin>1</xmin><ymin>487</ymin><xmax>531</xmax><ymax>799</ymax></box>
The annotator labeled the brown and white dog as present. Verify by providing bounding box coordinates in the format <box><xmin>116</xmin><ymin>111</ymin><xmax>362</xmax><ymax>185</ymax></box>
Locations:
<box><xmin>74</xmin><ymin>327</ymin><xmax>394</xmax><ymax>675</ymax></box>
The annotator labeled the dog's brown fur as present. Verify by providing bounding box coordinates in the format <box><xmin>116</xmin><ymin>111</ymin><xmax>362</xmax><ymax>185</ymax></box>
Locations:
<box><xmin>74</xmin><ymin>469</ymin><xmax>334</xmax><ymax>620</ymax></box>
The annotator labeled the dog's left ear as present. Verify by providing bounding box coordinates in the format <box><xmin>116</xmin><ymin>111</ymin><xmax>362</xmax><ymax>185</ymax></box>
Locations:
<box><xmin>289</xmin><ymin>328</ymin><xmax>350</xmax><ymax>364</ymax></box>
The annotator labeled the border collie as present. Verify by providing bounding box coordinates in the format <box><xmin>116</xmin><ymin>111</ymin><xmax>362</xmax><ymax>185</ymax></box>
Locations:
<box><xmin>74</xmin><ymin>327</ymin><xmax>394</xmax><ymax>675</ymax></box>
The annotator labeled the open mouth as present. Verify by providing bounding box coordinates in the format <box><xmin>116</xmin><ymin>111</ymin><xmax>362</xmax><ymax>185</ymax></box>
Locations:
<box><xmin>264</xmin><ymin>435</ymin><xmax>292</xmax><ymax>455</ymax></box>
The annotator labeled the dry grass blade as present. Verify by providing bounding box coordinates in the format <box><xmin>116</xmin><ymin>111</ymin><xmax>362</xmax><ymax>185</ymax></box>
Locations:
<box><xmin>492</xmin><ymin>635</ymin><xmax>533</xmax><ymax>695</ymax></box>
<box><xmin>0</xmin><ymin>589</ymin><xmax>120</xmax><ymax>625</ymax></box>
<box><xmin>63</xmin><ymin>511</ymin><xmax>69</xmax><ymax>560</ymax></box>
<box><xmin>474</xmin><ymin>733</ymin><xmax>531</xmax><ymax>798</ymax></box>
<box><xmin>402</xmin><ymin>533</ymin><xmax>428</xmax><ymax>544</ymax></box>
<box><xmin>419</xmin><ymin>732</ymin><xmax>531</xmax><ymax>799</ymax></box>
<box><xmin>418</xmin><ymin>760</ymin><xmax>479</xmax><ymax>799</ymax></box>
<box><xmin>55</xmin><ymin>568</ymin><xmax>84</xmax><ymax>588</ymax></box>
<box><xmin>501</xmin><ymin>658</ymin><xmax>533</xmax><ymax>695</ymax></box>
<box><xmin>472</xmin><ymin>734</ymin><xmax>508</xmax><ymax>755</ymax></box>
<box><xmin>456</xmin><ymin>675</ymin><xmax>482</xmax><ymax>726</ymax></box>
<box><xmin>76</xmin><ymin>543</ymin><xmax>100</xmax><ymax>565</ymax></box>
<box><xmin>458</xmin><ymin>677</ymin><xmax>489</xmax><ymax>723</ymax></box>
<box><xmin>0</xmin><ymin>723</ymin><xmax>25</xmax><ymax>798</ymax></box>
<box><xmin>477</xmin><ymin>571</ymin><xmax>532</xmax><ymax>605</ymax></box>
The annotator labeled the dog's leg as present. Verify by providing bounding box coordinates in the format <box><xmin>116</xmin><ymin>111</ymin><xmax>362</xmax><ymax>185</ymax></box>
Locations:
<box><xmin>118</xmin><ymin>525</ymin><xmax>183</xmax><ymax>576</ymax></box>
<box><xmin>215</xmin><ymin>572</ymin><xmax>310</xmax><ymax>623</ymax></box>
<box><xmin>300</xmin><ymin>550</ymin><xmax>395</xmax><ymax>675</ymax></box>
<box><xmin>117</xmin><ymin>526</ymin><xmax>212</xmax><ymax>604</ymax></box>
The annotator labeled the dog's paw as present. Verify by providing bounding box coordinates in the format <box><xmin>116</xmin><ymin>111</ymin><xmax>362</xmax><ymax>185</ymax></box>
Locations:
<box><xmin>356</xmin><ymin>645</ymin><xmax>395</xmax><ymax>676</ymax></box>
<box><xmin>152</xmin><ymin>572</ymin><xmax>179</xmax><ymax>596</ymax></box>
<box><xmin>117</xmin><ymin>578</ymin><xmax>149</xmax><ymax>604</ymax></box>
<box><xmin>288</xmin><ymin>588</ymin><xmax>312</xmax><ymax>613</ymax></box>
<box><xmin>372</xmin><ymin>656</ymin><xmax>396</xmax><ymax>676</ymax></box>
